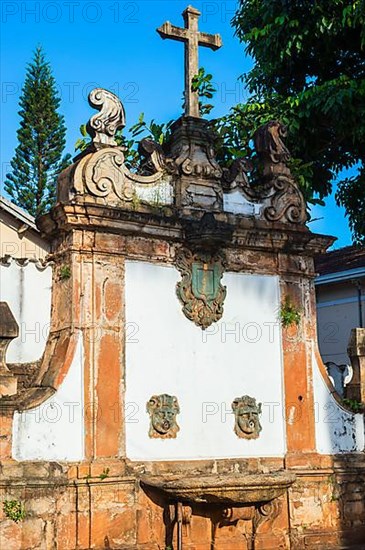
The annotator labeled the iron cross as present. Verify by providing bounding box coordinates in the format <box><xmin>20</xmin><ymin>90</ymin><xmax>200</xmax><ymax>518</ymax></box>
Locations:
<box><xmin>157</xmin><ymin>5</ymin><xmax>222</xmax><ymax>118</ymax></box>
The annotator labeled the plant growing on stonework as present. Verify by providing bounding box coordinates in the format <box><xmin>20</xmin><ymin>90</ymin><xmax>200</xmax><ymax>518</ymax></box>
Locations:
<box><xmin>343</xmin><ymin>398</ymin><xmax>364</xmax><ymax>413</ymax></box>
<box><xmin>75</xmin><ymin>115</ymin><xmax>174</xmax><ymax>172</ymax></box>
<box><xmin>59</xmin><ymin>265</ymin><xmax>71</xmax><ymax>281</ymax></box>
<box><xmin>280</xmin><ymin>296</ymin><xmax>301</xmax><ymax>328</ymax></box>
<box><xmin>5</xmin><ymin>46</ymin><xmax>71</xmax><ymax>217</ymax></box>
<box><xmin>130</xmin><ymin>192</ymin><xmax>141</xmax><ymax>211</ymax></box>
<box><xmin>99</xmin><ymin>468</ymin><xmax>110</xmax><ymax>480</ymax></box>
<box><xmin>3</xmin><ymin>500</ymin><xmax>26</xmax><ymax>523</ymax></box>
<box><xmin>74</xmin><ymin>67</ymin><xmax>216</xmax><ymax>166</ymax></box>
<box><xmin>129</xmin><ymin>112</ymin><xmax>175</xmax><ymax>147</ymax></box>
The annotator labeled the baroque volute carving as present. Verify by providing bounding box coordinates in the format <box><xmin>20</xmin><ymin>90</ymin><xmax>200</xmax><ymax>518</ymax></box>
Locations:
<box><xmin>254</xmin><ymin>121</ymin><xmax>308</xmax><ymax>224</ymax></box>
<box><xmin>138</xmin><ymin>138</ymin><xmax>177</xmax><ymax>177</ymax></box>
<box><xmin>58</xmin><ymin>83</ymin><xmax>309</xmax><ymax>225</ymax></box>
<box><xmin>87</xmin><ymin>88</ymin><xmax>126</xmax><ymax>146</ymax></box>
<box><xmin>69</xmin><ymin>88</ymin><xmax>175</xmax><ymax>205</ymax></box>
<box><xmin>170</xmin><ymin>117</ymin><xmax>223</xmax><ymax>180</ymax></box>
<box><xmin>223</xmin><ymin>121</ymin><xmax>307</xmax><ymax>224</ymax></box>
<box><xmin>254</xmin><ymin>120</ymin><xmax>291</xmax><ymax>177</ymax></box>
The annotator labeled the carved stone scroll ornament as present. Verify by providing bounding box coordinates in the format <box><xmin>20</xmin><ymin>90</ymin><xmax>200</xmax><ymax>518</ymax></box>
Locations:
<box><xmin>87</xmin><ymin>88</ymin><xmax>126</xmax><ymax>146</ymax></box>
<box><xmin>254</xmin><ymin>120</ymin><xmax>291</xmax><ymax>175</ymax></box>
<box><xmin>260</xmin><ymin>175</ymin><xmax>307</xmax><ymax>223</ymax></box>
<box><xmin>254</xmin><ymin>121</ymin><xmax>308</xmax><ymax>224</ymax></box>
<box><xmin>232</xmin><ymin>395</ymin><xmax>262</xmax><ymax>439</ymax></box>
<box><xmin>253</xmin><ymin>500</ymin><xmax>282</xmax><ymax>535</ymax></box>
<box><xmin>222</xmin><ymin>122</ymin><xmax>307</xmax><ymax>224</ymax></box>
<box><xmin>138</xmin><ymin>138</ymin><xmax>177</xmax><ymax>177</ymax></box>
<box><xmin>176</xmin><ymin>248</ymin><xmax>227</xmax><ymax>330</ymax></box>
<box><xmin>72</xmin><ymin>89</ymin><xmax>176</xmax><ymax>203</ymax></box>
<box><xmin>146</xmin><ymin>394</ymin><xmax>180</xmax><ymax>439</ymax></box>
<box><xmin>81</xmin><ymin>148</ymin><xmax>133</xmax><ymax>201</ymax></box>
<box><xmin>170</xmin><ymin>117</ymin><xmax>223</xmax><ymax>180</ymax></box>
<box><xmin>222</xmin><ymin>158</ymin><xmax>253</xmax><ymax>192</ymax></box>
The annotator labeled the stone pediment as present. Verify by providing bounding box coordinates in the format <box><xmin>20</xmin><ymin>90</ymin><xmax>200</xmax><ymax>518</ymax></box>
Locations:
<box><xmin>55</xmin><ymin>87</ymin><xmax>308</xmax><ymax>231</ymax></box>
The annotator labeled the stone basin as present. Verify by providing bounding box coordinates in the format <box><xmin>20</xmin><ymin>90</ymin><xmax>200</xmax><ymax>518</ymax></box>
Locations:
<box><xmin>141</xmin><ymin>471</ymin><xmax>296</xmax><ymax>506</ymax></box>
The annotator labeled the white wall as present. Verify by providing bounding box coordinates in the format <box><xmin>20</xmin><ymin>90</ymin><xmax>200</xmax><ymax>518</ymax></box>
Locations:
<box><xmin>125</xmin><ymin>261</ymin><xmax>286</xmax><ymax>461</ymax></box>
<box><xmin>12</xmin><ymin>333</ymin><xmax>84</xmax><ymax>461</ymax></box>
<box><xmin>313</xmin><ymin>352</ymin><xmax>364</xmax><ymax>454</ymax></box>
<box><xmin>0</xmin><ymin>259</ymin><xmax>52</xmax><ymax>363</ymax></box>
<box><xmin>223</xmin><ymin>190</ymin><xmax>262</xmax><ymax>216</ymax></box>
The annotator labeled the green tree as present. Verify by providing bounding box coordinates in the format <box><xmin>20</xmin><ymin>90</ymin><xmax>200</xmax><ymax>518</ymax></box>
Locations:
<box><xmin>217</xmin><ymin>0</ymin><xmax>365</xmax><ymax>243</ymax></box>
<box><xmin>5</xmin><ymin>46</ymin><xmax>70</xmax><ymax>217</ymax></box>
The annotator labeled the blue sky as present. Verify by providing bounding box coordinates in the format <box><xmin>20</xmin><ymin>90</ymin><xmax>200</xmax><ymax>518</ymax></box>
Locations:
<box><xmin>0</xmin><ymin>0</ymin><xmax>353</xmax><ymax>248</ymax></box>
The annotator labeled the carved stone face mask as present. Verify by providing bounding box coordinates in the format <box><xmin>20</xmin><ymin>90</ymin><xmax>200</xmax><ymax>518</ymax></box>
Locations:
<box><xmin>146</xmin><ymin>394</ymin><xmax>180</xmax><ymax>439</ymax></box>
<box><xmin>152</xmin><ymin>407</ymin><xmax>176</xmax><ymax>434</ymax></box>
<box><xmin>232</xmin><ymin>395</ymin><xmax>262</xmax><ymax>440</ymax></box>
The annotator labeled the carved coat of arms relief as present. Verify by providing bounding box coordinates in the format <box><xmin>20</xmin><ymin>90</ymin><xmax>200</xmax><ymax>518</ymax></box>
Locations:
<box><xmin>175</xmin><ymin>247</ymin><xmax>226</xmax><ymax>330</ymax></box>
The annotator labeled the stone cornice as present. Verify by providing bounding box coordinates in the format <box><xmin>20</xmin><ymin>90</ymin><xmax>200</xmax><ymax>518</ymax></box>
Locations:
<box><xmin>38</xmin><ymin>203</ymin><xmax>334</xmax><ymax>259</ymax></box>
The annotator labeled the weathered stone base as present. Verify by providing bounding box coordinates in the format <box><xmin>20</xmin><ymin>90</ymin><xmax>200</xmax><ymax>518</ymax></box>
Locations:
<box><xmin>0</xmin><ymin>455</ymin><xmax>364</xmax><ymax>549</ymax></box>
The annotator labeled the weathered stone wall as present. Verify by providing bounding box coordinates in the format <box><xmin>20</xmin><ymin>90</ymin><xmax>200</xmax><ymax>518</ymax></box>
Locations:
<box><xmin>1</xmin><ymin>227</ymin><xmax>364</xmax><ymax>548</ymax></box>
<box><xmin>1</xmin><ymin>457</ymin><xmax>365</xmax><ymax>549</ymax></box>
<box><xmin>1</xmin><ymin>87</ymin><xmax>365</xmax><ymax>548</ymax></box>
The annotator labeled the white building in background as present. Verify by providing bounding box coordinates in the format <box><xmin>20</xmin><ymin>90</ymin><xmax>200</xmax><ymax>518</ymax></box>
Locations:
<box><xmin>0</xmin><ymin>195</ymin><xmax>49</xmax><ymax>260</ymax></box>
<box><xmin>315</xmin><ymin>245</ymin><xmax>365</xmax><ymax>366</ymax></box>
<box><xmin>0</xmin><ymin>195</ymin><xmax>52</xmax><ymax>363</ymax></box>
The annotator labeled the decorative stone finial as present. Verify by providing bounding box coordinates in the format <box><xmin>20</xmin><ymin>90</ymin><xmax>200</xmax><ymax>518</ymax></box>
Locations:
<box><xmin>0</xmin><ymin>302</ymin><xmax>19</xmax><ymax>397</ymax></box>
<box><xmin>86</xmin><ymin>88</ymin><xmax>126</xmax><ymax>146</ymax></box>
<box><xmin>254</xmin><ymin>120</ymin><xmax>291</xmax><ymax>178</ymax></box>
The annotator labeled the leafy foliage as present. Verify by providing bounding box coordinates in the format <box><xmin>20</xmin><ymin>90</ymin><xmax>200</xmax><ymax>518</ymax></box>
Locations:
<box><xmin>59</xmin><ymin>265</ymin><xmax>71</xmax><ymax>280</ymax></box>
<box><xmin>3</xmin><ymin>500</ymin><xmax>26</xmax><ymax>523</ymax></box>
<box><xmin>280</xmin><ymin>296</ymin><xmax>301</xmax><ymax>328</ymax></box>
<box><xmin>99</xmin><ymin>468</ymin><xmax>110</xmax><ymax>480</ymax></box>
<box><xmin>5</xmin><ymin>46</ymin><xmax>70</xmax><ymax>217</ymax></box>
<box><xmin>342</xmin><ymin>398</ymin><xmax>364</xmax><ymax>413</ymax></box>
<box><xmin>229</xmin><ymin>0</ymin><xmax>365</xmax><ymax>242</ymax></box>
<box><xmin>75</xmin><ymin>68</ymin><xmax>215</xmax><ymax>166</ymax></box>
<box><xmin>191</xmin><ymin>67</ymin><xmax>217</xmax><ymax>116</ymax></box>
<box><xmin>75</xmin><ymin>113</ymin><xmax>175</xmax><ymax>171</ymax></box>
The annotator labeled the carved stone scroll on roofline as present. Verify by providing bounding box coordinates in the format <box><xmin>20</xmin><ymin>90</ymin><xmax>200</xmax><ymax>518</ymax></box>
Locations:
<box><xmin>66</xmin><ymin>88</ymin><xmax>176</xmax><ymax>207</ymax></box>
<box><xmin>87</xmin><ymin>88</ymin><xmax>126</xmax><ymax>146</ymax></box>
<box><xmin>222</xmin><ymin>121</ymin><xmax>308</xmax><ymax>224</ymax></box>
<box><xmin>62</xmin><ymin>88</ymin><xmax>308</xmax><ymax>222</ymax></box>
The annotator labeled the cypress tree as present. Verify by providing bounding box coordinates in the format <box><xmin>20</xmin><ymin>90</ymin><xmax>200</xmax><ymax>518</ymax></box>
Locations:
<box><xmin>5</xmin><ymin>46</ymin><xmax>70</xmax><ymax>217</ymax></box>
